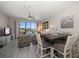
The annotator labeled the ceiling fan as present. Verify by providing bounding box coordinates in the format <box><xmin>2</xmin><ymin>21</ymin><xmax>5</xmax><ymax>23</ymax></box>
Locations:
<box><xmin>24</xmin><ymin>4</ymin><xmax>36</xmax><ymax>20</ymax></box>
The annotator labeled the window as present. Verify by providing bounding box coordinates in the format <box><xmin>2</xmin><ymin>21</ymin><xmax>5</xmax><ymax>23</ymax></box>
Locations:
<box><xmin>26</xmin><ymin>22</ymin><xmax>31</xmax><ymax>29</ymax></box>
<box><xmin>19</xmin><ymin>22</ymin><xmax>26</xmax><ymax>29</ymax></box>
<box><xmin>19</xmin><ymin>21</ymin><xmax>36</xmax><ymax>35</ymax></box>
<box><xmin>31</xmin><ymin>22</ymin><xmax>36</xmax><ymax>29</ymax></box>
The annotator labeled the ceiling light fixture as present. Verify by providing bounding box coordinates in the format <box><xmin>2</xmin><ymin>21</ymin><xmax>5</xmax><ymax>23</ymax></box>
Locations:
<box><xmin>24</xmin><ymin>4</ymin><xmax>36</xmax><ymax>20</ymax></box>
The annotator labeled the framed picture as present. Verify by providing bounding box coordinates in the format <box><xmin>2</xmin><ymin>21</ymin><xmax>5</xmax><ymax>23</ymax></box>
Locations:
<box><xmin>61</xmin><ymin>15</ymin><xmax>74</xmax><ymax>28</ymax></box>
<box><xmin>42</xmin><ymin>21</ymin><xmax>49</xmax><ymax>29</ymax></box>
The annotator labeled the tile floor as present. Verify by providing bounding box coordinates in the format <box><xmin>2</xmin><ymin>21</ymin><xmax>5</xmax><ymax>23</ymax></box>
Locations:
<box><xmin>0</xmin><ymin>38</ymin><xmax>79</xmax><ymax>58</ymax></box>
<box><xmin>0</xmin><ymin>39</ymin><xmax>38</xmax><ymax>58</ymax></box>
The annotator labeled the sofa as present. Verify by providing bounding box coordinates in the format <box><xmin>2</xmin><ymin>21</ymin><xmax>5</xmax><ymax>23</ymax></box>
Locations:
<box><xmin>18</xmin><ymin>35</ymin><xmax>30</xmax><ymax>48</ymax></box>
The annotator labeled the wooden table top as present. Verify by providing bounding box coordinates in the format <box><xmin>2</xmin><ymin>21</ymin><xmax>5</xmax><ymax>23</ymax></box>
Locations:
<box><xmin>43</xmin><ymin>33</ymin><xmax>67</xmax><ymax>39</ymax></box>
<box><xmin>41</xmin><ymin>33</ymin><xmax>71</xmax><ymax>41</ymax></box>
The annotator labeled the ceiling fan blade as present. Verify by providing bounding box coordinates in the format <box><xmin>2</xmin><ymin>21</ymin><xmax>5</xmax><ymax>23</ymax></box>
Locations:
<box><xmin>31</xmin><ymin>16</ymin><xmax>36</xmax><ymax>19</ymax></box>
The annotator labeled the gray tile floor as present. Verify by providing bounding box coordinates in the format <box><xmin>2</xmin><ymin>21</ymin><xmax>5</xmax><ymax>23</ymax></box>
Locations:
<box><xmin>0</xmin><ymin>39</ymin><xmax>38</xmax><ymax>58</ymax></box>
<box><xmin>0</xmin><ymin>39</ymin><xmax>79</xmax><ymax>58</ymax></box>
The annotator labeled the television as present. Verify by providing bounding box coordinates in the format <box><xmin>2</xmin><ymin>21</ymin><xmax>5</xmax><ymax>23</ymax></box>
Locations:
<box><xmin>4</xmin><ymin>27</ymin><xmax>11</xmax><ymax>35</ymax></box>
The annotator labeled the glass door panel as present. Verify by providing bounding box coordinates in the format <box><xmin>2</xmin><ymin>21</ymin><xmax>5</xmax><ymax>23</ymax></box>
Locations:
<box><xmin>19</xmin><ymin>22</ymin><xmax>26</xmax><ymax>36</ymax></box>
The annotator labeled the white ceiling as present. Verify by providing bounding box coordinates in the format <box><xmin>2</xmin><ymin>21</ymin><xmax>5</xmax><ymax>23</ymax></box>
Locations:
<box><xmin>0</xmin><ymin>1</ymin><xmax>79</xmax><ymax>20</ymax></box>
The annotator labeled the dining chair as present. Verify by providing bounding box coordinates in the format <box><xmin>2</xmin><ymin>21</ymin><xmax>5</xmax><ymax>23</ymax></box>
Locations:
<box><xmin>35</xmin><ymin>32</ymin><xmax>52</xmax><ymax>58</ymax></box>
<box><xmin>52</xmin><ymin>34</ymin><xmax>79</xmax><ymax>58</ymax></box>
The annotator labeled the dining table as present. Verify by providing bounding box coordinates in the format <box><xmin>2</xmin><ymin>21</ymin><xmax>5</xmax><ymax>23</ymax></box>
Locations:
<box><xmin>40</xmin><ymin>33</ymin><xmax>71</xmax><ymax>44</ymax></box>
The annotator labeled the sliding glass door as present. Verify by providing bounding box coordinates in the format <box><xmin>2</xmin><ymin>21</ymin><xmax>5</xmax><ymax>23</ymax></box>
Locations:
<box><xmin>19</xmin><ymin>22</ymin><xmax>26</xmax><ymax>36</ymax></box>
<box><xmin>19</xmin><ymin>21</ymin><xmax>36</xmax><ymax>36</ymax></box>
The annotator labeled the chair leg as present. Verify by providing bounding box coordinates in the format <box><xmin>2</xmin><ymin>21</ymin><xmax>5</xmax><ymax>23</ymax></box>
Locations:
<box><xmin>64</xmin><ymin>49</ymin><xmax>72</xmax><ymax>58</ymax></box>
<box><xmin>37</xmin><ymin>46</ymin><xmax>39</xmax><ymax>57</ymax></box>
<box><xmin>40</xmin><ymin>48</ymin><xmax>43</xmax><ymax>58</ymax></box>
<box><xmin>64</xmin><ymin>54</ymin><xmax>66</xmax><ymax>58</ymax></box>
<box><xmin>64</xmin><ymin>52</ymin><xmax>66</xmax><ymax>58</ymax></box>
<box><xmin>51</xmin><ymin>48</ymin><xmax>54</xmax><ymax>58</ymax></box>
<box><xmin>70</xmin><ymin>49</ymin><xmax>72</xmax><ymax>58</ymax></box>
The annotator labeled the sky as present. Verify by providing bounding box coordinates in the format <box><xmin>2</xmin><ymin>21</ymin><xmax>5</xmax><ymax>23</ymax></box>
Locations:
<box><xmin>19</xmin><ymin>22</ymin><xmax>36</xmax><ymax>29</ymax></box>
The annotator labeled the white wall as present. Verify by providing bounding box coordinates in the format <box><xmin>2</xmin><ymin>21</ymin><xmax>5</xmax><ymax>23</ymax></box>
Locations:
<box><xmin>0</xmin><ymin>12</ymin><xmax>16</xmax><ymax>37</ymax></box>
<box><xmin>0</xmin><ymin>12</ymin><xmax>10</xmax><ymax>28</ymax></box>
<box><xmin>8</xmin><ymin>17</ymin><xmax>16</xmax><ymax>37</ymax></box>
<box><xmin>16</xmin><ymin>21</ymin><xmax>19</xmax><ymax>37</ymax></box>
<box><xmin>46</xmin><ymin>6</ymin><xmax>79</xmax><ymax>34</ymax></box>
